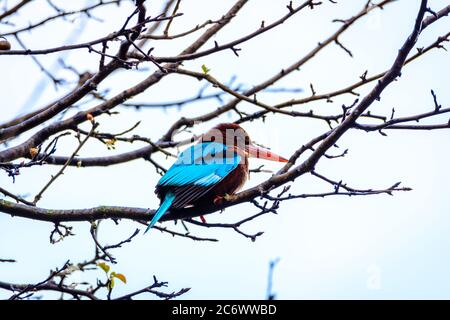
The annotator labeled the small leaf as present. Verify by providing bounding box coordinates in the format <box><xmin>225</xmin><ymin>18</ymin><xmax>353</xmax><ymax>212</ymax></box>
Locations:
<box><xmin>97</xmin><ymin>262</ymin><xmax>110</xmax><ymax>273</ymax></box>
<box><xmin>105</xmin><ymin>138</ymin><xmax>116</xmax><ymax>146</ymax></box>
<box><xmin>113</xmin><ymin>273</ymin><xmax>127</xmax><ymax>284</ymax></box>
<box><xmin>29</xmin><ymin>147</ymin><xmax>38</xmax><ymax>158</ymax></box>
<box><xmin>201</xmin><ymin>64</ymin><xmax>210</xmax><ymax>74</ymax></box>
<box><xmin>108</xmin><ymin>278</ymin><xmax>115</xmax><ymax>290</ymax></box>
<box><xmin>105</xmin><ymin>138</ymin><xmax>116</xmax><ymax>150</ymax></box>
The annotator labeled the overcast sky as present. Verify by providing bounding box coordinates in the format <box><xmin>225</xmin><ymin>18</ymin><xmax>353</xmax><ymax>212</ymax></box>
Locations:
<box><xmin>1</xmin><ymin>0</ymin><xmax>449</xmax><ymax>299</ymax></box>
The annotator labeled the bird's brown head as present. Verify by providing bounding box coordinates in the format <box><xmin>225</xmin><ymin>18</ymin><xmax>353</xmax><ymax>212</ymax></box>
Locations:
<box><xmin>201</xmin><ymin>123</ymin><xmax>288</xmax><ymax>162</ymax></box>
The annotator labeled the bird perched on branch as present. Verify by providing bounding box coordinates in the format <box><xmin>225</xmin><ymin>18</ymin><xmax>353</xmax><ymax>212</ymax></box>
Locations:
<box><xmin>146</xmin><ymin>123</ymin><xmax>288</xmax><ymax>232</ymax></box>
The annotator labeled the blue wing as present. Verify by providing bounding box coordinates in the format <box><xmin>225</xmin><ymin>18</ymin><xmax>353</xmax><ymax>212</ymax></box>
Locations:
<box><xmin>156</xmin><ymin>142</ymin><xmax>240</xmax><ymax>208</ymax></box>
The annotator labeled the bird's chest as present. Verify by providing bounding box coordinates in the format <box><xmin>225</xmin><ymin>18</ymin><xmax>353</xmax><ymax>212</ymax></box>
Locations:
<box><xmin>211</xmin><ymin>160</ymin><xmax>248</xmax><ymax>196</ymax></box>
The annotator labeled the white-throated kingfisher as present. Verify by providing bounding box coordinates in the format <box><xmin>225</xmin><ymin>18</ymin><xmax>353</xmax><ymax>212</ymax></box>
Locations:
<box><xmin>146</xmin><ymin>123</ymin><xmax>288</xmax><ymax>232</ymax></box>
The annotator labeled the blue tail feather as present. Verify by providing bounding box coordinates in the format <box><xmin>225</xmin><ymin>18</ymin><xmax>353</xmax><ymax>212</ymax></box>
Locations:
<box><xmin>145</xmin><ymin>192</ymin><xmax>176</xmax><ymax>233</ymax></box>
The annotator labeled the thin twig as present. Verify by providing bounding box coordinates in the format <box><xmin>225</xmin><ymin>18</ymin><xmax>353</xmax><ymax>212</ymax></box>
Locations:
<box><xmin>33</xmin><ymin>122</ymin><xmax>98</xmax><ymax>204</ymax></box>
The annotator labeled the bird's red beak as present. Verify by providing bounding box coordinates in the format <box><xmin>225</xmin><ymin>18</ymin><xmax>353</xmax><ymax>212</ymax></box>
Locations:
<box><xmin>246</xmin><ymin>144</ymin><xmax>288</xmax><ymax>163</ymax></box>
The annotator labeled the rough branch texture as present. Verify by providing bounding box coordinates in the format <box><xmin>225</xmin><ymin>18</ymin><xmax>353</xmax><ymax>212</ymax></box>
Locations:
<box><xmin>0</xmin><ymin>0</ymin><xmax>449</xmax><ymax>300</ymax></box>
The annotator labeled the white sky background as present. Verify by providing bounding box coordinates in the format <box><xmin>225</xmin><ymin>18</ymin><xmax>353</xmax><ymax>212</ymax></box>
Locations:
<box><xmin>0</xmin><ymin>0</ymin><xmax>449</xmax><ymax>299</ymax></box>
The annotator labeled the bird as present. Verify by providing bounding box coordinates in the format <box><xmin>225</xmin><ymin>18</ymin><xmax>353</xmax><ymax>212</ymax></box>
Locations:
<box><xmin>146</xmin><ymin>123</ymin><xmax>288</xmax><ymax>232</ymax></box>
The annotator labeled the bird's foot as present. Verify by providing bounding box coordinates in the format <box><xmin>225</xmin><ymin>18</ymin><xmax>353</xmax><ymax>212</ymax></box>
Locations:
<box><xmin>213</xmin><ymin>196</ymin><xmax>224</xmax><ymax>205</ymax></box>
<box><xmin>213</xmin><ymin>194</ymin><xmax>233</xmax><ymax>205</ymax></box>
<box><xmin>199</xmin><ymin>215</ymin><xmax>207</xmax><ymax>223</ymax></box>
